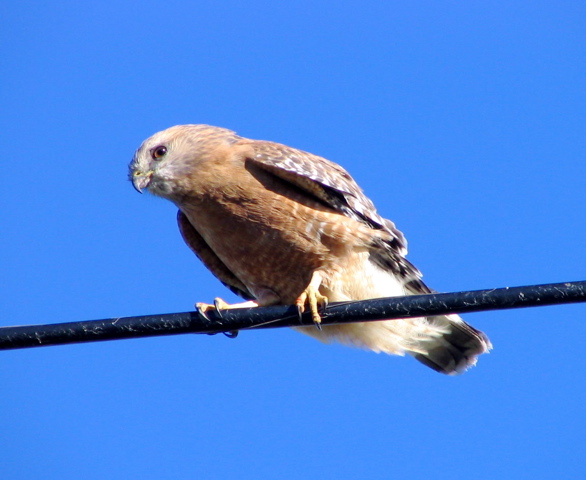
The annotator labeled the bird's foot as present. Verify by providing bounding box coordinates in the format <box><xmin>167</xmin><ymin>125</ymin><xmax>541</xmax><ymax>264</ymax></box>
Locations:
<box><xmin>196</xmin><ymin>298</ymin><xmax>258</xmax><ymax>338</ymax></box>
<box><xmin>295</xmin><ymin>273</ymin><xmax>328</xmax><ymax>330</ymax></box>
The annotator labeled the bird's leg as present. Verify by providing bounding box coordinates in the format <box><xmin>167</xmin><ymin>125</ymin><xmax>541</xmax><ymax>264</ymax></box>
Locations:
<box><xmin>295</xmin><ymin>271</ymin><xmax>329</xmax><ymax>329</ymax></box>
<box><xmin>196</xmin><ymin>298</ymin><xmax>258</xmax><ymax>338</ymax></box>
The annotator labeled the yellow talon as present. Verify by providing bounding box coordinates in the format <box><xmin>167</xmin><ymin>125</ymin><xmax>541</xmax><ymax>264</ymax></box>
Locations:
<box><xmin>295</xmin><ymin>272</ymin><xmax>328</xmax><ymax>328</ymax></box>
<box><xmin>196</xmin><ymin>298</ymin><xmax>258</xmax><ymax>319</ymax></box>
<box><xmin>196</xmin><ymin>298</ymin><xmax>258</xmax><ymax>338</ymax></box>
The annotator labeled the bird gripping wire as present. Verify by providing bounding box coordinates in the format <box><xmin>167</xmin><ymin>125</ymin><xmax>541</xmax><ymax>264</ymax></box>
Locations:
<box><xmin>1</xmin><ymin>280</ymin><xmax>585</xmax><ymax>351</ymax></box>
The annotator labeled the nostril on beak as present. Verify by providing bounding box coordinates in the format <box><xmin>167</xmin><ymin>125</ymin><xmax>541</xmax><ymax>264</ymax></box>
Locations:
<box><xmin>131</xmin><ymin>171</ymin><xmax>152</xmax><ymax>193</ymax></box>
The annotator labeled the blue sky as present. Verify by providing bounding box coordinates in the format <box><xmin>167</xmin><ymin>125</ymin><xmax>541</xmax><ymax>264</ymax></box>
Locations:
<box><xmin>1</xmin><ymin>2</ymin><xmax>585</xmax><ymax>479</ymax></box>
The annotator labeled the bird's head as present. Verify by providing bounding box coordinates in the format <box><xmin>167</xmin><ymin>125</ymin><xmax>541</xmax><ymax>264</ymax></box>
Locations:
<box><xmin>129</xmin><ymin>124</ymin><xmax>239</xmax><ymax>199</ymax></box>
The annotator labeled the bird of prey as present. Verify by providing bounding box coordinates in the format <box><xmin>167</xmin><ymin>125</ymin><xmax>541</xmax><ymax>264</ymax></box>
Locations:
<box><xmin>129</xmin><ymin>124</ymin><xmax>491</xmax><ymax>374</ymax></box>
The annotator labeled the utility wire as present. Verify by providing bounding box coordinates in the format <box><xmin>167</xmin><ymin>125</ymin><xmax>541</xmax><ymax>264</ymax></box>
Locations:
<box><xmin>1</xmin><ymin>280</ymin><xmax>585</xmax><ymax>351</ymax></box>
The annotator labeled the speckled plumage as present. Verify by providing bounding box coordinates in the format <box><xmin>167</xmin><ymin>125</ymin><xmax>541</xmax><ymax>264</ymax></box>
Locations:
<box><xmin>129</xmin><ymin>124</ymin><xmax>492</xmax><ymax>374</ymax></box>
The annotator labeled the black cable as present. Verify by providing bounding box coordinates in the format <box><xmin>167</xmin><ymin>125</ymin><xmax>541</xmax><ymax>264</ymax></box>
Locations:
<box><xmin>1</xmin><ymin>280</ymin><xmax>584</xmax><ymax>351</ymax></box>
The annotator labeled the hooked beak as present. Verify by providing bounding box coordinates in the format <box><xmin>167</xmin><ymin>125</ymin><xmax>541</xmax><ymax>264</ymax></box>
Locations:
<box><xmin>131</xmin><ymin>170</ymin><xmax>153</xmax><ymax>193</ymax></box>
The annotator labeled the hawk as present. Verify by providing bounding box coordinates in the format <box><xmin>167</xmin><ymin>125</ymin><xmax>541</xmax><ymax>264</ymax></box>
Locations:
<box><xmin>129</xmin><ymin>124</ymin><xmax>491</xmax><ymax>374</ymax></box>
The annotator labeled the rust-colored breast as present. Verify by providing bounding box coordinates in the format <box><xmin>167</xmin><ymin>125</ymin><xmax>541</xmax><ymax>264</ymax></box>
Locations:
<box><xmin>176</xmin><ymin>147</ymin><xmax>373</xmax><ymax>305</ymax></box>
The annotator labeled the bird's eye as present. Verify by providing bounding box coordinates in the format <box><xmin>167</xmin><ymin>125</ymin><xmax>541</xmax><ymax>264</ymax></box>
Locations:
<box><xmin>151</xmin><ymin>146</ymin><xmax>167</xmax><ymax>160</ymax></box>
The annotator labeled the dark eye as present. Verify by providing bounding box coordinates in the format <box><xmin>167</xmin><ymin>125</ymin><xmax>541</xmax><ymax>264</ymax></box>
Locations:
<box><xmin>151</xmin><ymin>145</ymin><xmax>167</xmax><ymax>160</ymax></box>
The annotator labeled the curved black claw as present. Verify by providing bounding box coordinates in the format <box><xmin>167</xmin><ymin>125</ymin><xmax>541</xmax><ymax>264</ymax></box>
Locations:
<box><xmin>296</xmin><ymin>305</ymin><xmax>323</xmax><ymax>330</ymax></box>
<box><xmin>213</xmin><ymin>298</ymin><xmax>225</xmax><ymax>319</ymax></box>
<box><xmin>223</xmin><ymin>330</ymin><xmax>239</xmax><ymax>339</ymax></box>
<box><xmin>315</xmin><ymin>298</ymin><xmax>328</xmax><ymax>331</ymax></box>
<box><xmin>196</xmin><ymin>306</ymin><xmax>211</xmax><ymax>321</ymax></box>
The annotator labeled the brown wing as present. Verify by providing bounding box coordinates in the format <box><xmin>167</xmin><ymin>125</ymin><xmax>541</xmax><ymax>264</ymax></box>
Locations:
<box><xmin>245</xmin><ymin>140</ymin><xmax>430</xmax><ymax>293</ymax></box>
<box><xmin>176</xmin><ymin>210</ymin><xmax>255</xmax><ymax>300</ymax></box>
<box><xmin>247</xmin><ymin>141</ymin><xmax>401</xmax><ymax>237</ymax></box>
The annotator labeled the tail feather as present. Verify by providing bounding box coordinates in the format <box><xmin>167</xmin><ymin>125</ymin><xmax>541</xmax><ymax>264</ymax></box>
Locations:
<box><xmin>295</xmin><ymin>313</ymin><xmax>491</xmax><ymax>375</ymax></box>
<box><xmin>411</xmin><ymin>315</ymin><xmax>492</xmax><ymax>374</ymax></box>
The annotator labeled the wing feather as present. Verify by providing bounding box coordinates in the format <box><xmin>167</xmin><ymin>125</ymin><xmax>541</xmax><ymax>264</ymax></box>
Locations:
<box><xmin>246</xmin><ymin>140</ymin><xmax>429</xmax><ymax>292</ymax></box>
